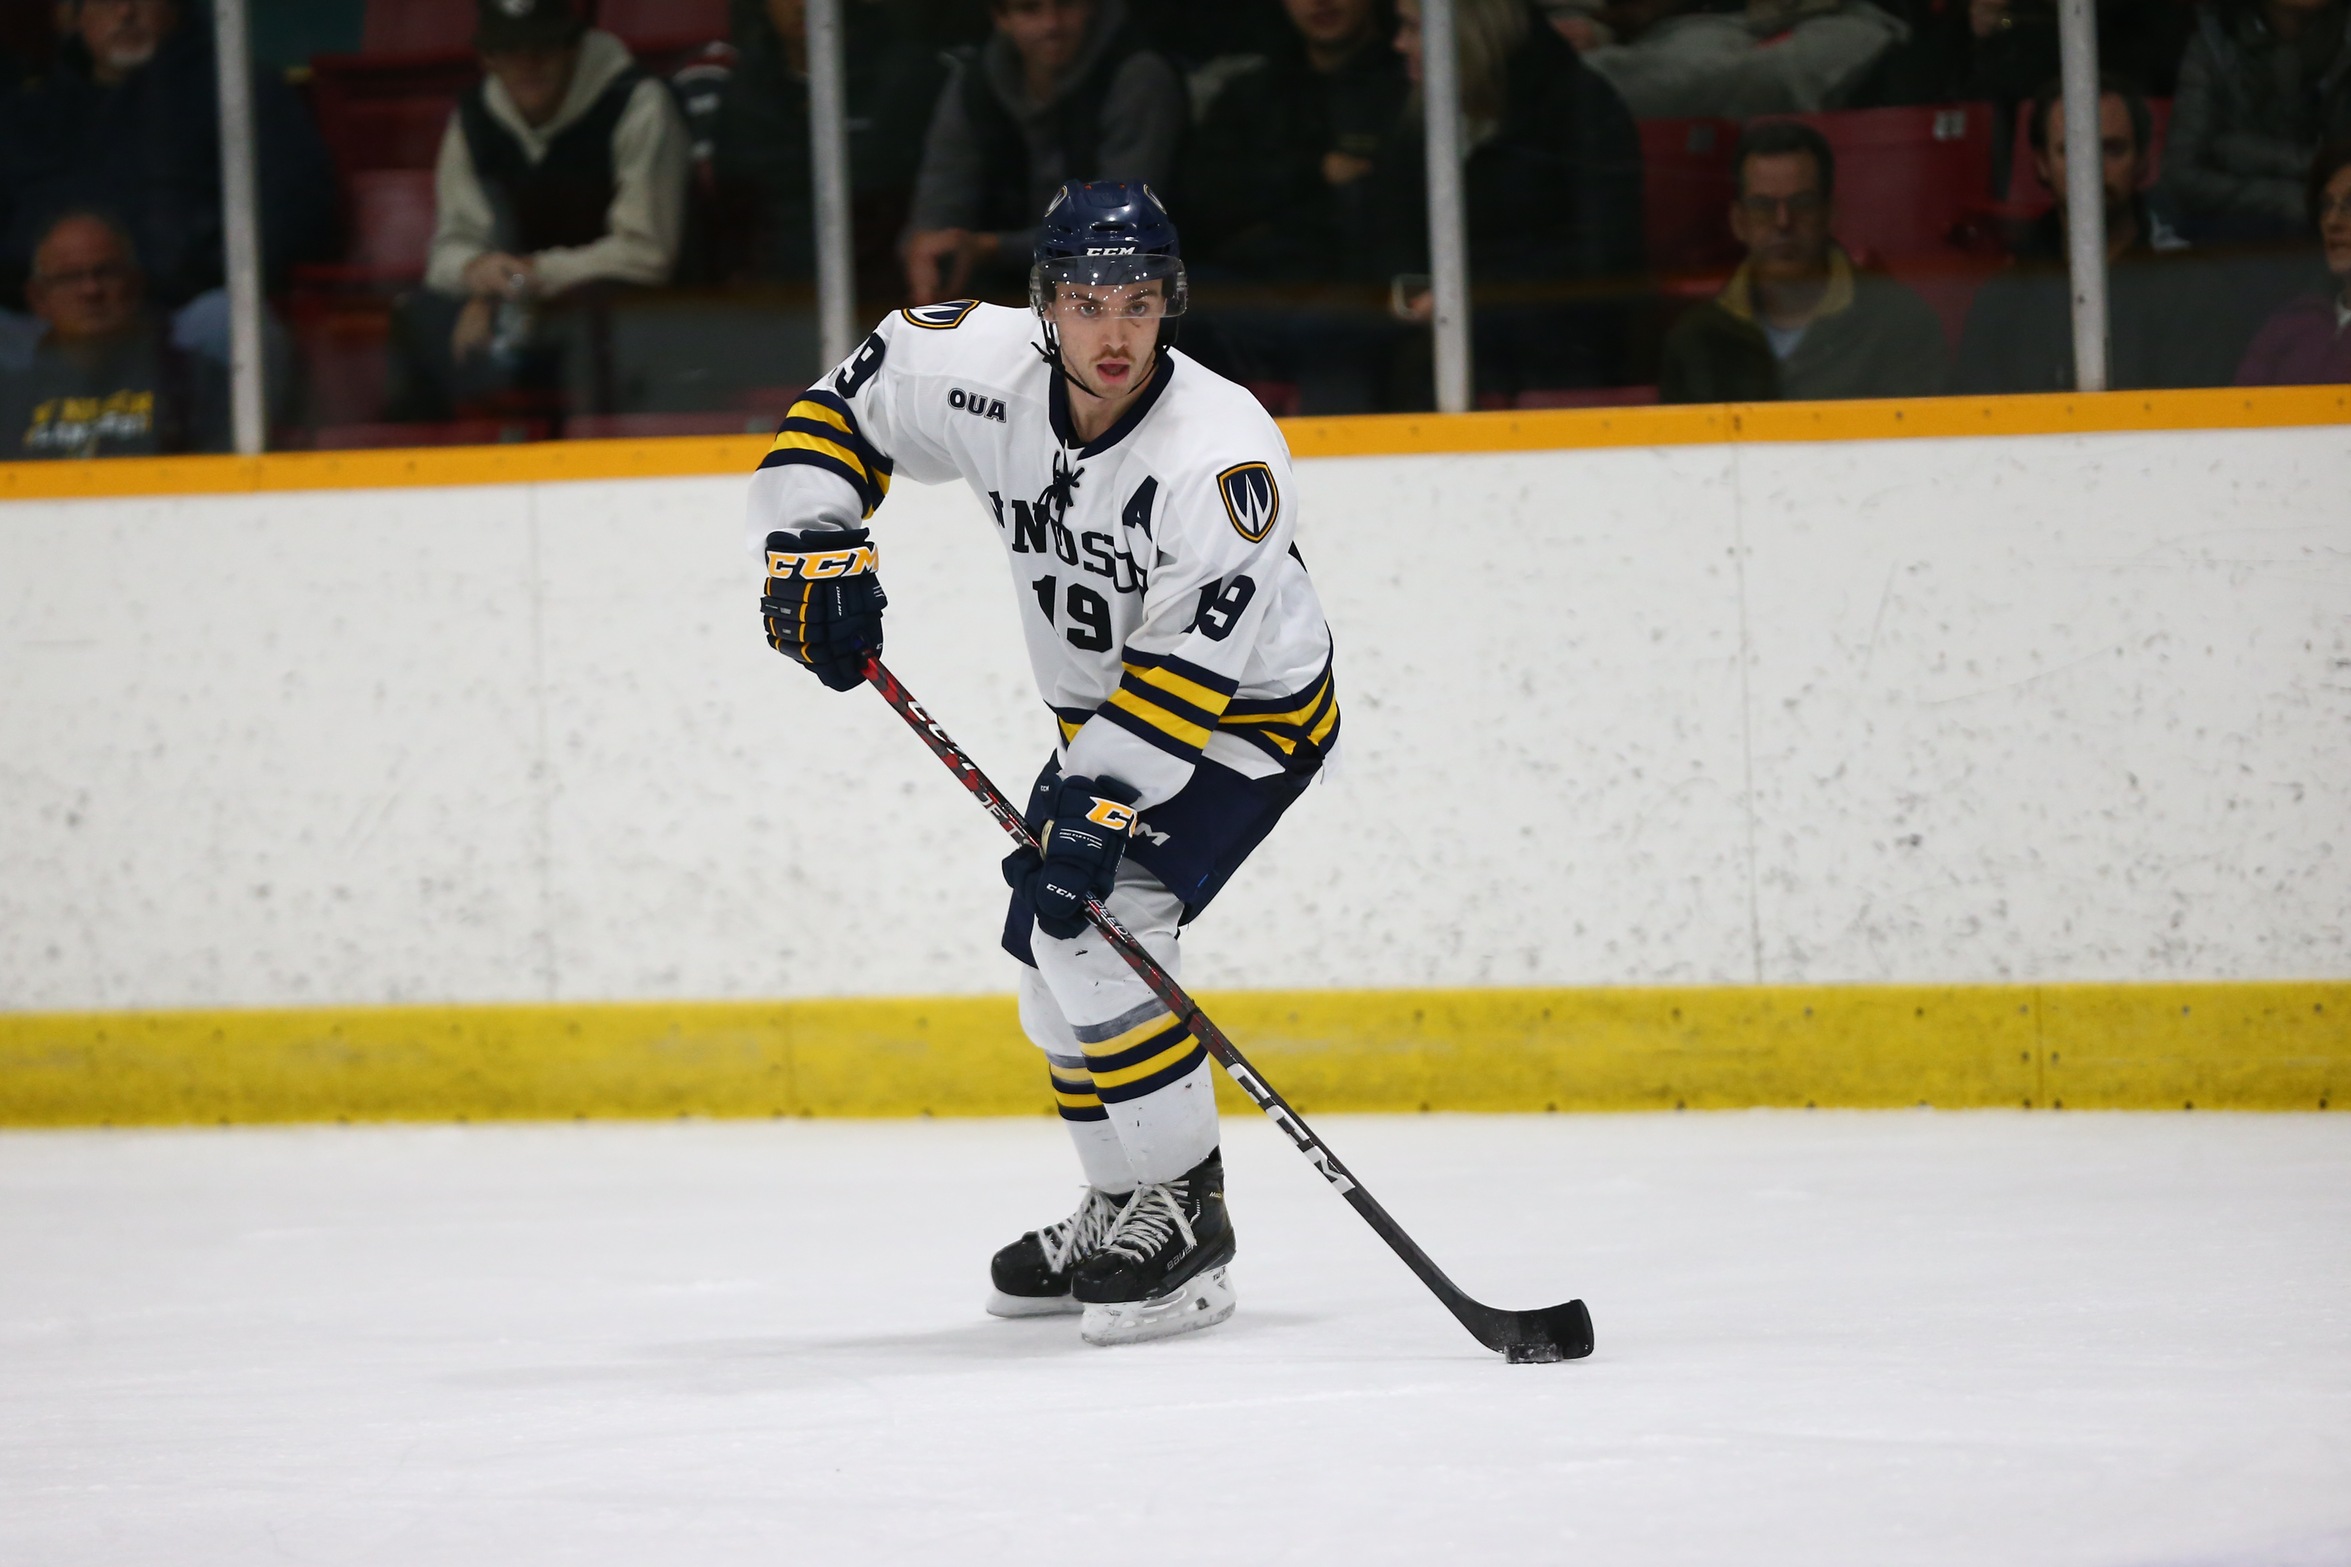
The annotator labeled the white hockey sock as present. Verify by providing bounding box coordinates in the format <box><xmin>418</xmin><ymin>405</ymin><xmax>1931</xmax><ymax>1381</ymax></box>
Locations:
<box><xmin>1103</xmin><ymin>1054</ymin><xmax>1220</xmax><ymax>1186</ymax></box>
<box><xmin>1062</xmin><ymin>1110</ymin><xmax>1137</xmax><ymax>1194</ymax></box>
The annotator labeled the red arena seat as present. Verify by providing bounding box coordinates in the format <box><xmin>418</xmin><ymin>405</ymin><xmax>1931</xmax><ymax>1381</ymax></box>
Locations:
<box><xmin>594</xmin><ymin>0</ymin><xmax>731</xmax><ymax>49</ymax></box>
<box><xmin>307</xmin><ymin>52</ymin><xmax>474</xmax><ymax>185</ymax></box>
<box><xmin>361</xmin><ymin>0</ymin><xmax>476</xmax><ymax>56</ymax></box>
<box><xmin>1793</xmin><ymin>105</ymin><xmax>1996</xmax><ymax>263</ymax></box>
<box><xmin>347</xmin><ymin>169</ymin><xmax>441</xmax><ymax>281</ymax></box>
<box><xmin>288</xmin><ymin>303</ymin><xmax>393</xmax><ymax>428</ymax></box>
<box><xmin>330</xmin><ymin>92</ymin><xmax>455</xmax><ymax>173</ymax></box>
<box><xmin>1639</xmin><ymin>116</ymin><xmax>1743</xmax><ymax>276</ymax></box>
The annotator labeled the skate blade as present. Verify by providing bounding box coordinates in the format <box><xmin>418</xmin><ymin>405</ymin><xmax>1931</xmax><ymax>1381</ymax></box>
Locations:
<box><xmin>985</xmin><ymin>1288</ymin><xmax>1083</xmax><ymax>1319</ymax></box>
<box><xmin>1080</xmin><ymin>1267</ymin><xmax>1235</xmax><ymax>1346</ymax></box>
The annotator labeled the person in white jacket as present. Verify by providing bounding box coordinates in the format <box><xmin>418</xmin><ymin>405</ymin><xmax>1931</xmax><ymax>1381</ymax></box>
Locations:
<box><xmin>392</xmin><ymin>0</ymin><xmax>690</xmax><ymax>420</ymax></box>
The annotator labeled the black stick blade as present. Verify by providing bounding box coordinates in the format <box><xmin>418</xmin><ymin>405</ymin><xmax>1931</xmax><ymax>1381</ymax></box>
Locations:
<box><xmin>1496</xmin><ymin>1300</ymin><xmax>1595</xmax><ymax>1364</ymax></box>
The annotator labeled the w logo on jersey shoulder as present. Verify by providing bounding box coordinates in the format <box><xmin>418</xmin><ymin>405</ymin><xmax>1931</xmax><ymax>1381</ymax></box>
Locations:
<box><xmin>1216</xmin><ymin>462</ymin><xmax>1281</xmax><ymax>542</ymax></box>
<box><xmin>900</xmin><ymin>300</ymin><xmax>980</xmax><ymax>330</ymax></box>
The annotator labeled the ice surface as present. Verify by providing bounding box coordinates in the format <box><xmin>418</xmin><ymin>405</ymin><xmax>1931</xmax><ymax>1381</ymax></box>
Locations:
<box><xmin>3</xmin><ymin>1112</ymin><xmax>2346</xmax><ymax>1566</ymax></box>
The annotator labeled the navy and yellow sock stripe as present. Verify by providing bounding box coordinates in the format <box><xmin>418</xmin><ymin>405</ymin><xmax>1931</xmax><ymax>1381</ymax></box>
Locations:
<box><xmin>1097</xmin><ymin>651</ymin><xmax>1240</xmax><ymax>764</ymax></box>
<box><xmin>1046</xmin><ymin>1055</ymin><xmax>1106</xmax><ymax>1122</ymax></box>
<box><xmin>1075</xmin><ymin>1001</ymin><xmax>1208</xmax><ymax>1105</ymax></box>
<box><xmin>1218</xmin><ymin>658</ymin><xmax>1340</xmax><ymax>767</ymax></box>
<box><xmin>756</xmin><ymin>389</ymin><xmax>893</xmax><ymax>518</ymax></box>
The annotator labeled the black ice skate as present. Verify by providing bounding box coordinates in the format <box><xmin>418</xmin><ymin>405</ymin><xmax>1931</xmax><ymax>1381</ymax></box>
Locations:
<box><xmin>985</xmin><ymin>1186</ymin><xmax>1126</xmax><ymax>1318</ymax></box>
<box><xmin>1069</xmin><ymin>1148</ymin><xmax>1236</xmax><ymax>1346</ymax></box>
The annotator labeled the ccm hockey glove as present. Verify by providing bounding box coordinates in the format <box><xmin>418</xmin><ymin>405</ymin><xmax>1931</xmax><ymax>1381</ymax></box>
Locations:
<box><xmin>1008</xmin><ymin>774</ymin><xmax>1141</xmax><ymax>940</ymax></box>
<box><xmin>761</xmin><ymin>527</ymin><xmax>885</xmax><ymax>691</ymax></box>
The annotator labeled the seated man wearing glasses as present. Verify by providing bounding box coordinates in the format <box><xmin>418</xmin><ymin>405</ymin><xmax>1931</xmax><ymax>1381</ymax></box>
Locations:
<box><xmin>1954</xmin><ymin>76</ymin><xmax>2241</xmax><ymax>394</ymax></box>
<box><xmin>0</xmin><ymin>210</ymin><xmax>226</xmax><ymax>458</ymax></box>
<box><xmin>1660</xmin><ymin>119</ymin><xmax>1945</xmax><ymax>404</ymax></box>
<box><xmin>0</xmin><ymin>0</ymin><xmax>334</xmax><ymax>366</ymax></box>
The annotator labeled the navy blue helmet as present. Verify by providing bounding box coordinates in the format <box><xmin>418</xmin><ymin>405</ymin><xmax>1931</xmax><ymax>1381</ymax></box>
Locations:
<box><xmin>1030</xmin><ymin>181</ymin><xmax>1188</xmax><ymax>349</ymax></box>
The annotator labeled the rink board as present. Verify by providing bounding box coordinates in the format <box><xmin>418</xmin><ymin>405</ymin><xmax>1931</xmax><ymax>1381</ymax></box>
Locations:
<box><xmin>4</xmin><ymin>386</ymin><xmax>2348</xmax><ymax>1127</ymax></box>
<box><xmin>0</xmin><ymin>981</ymin><xmax>2339</xmax><ymax>1126</ymax></box>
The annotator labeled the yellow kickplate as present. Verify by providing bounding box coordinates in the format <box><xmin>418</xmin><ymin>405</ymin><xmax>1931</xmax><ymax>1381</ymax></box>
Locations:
<box><xmin>0</xmin><ymin>984</ymin><xmax>2339</xmax><ymax>1128</ymax></box>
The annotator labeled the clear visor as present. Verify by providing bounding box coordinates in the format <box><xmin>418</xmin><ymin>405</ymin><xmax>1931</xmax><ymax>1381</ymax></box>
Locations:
<box><xmin>1030</xmin><ymin>254</ymin><xmax>1188</xmax><ymax>324</ymax></box>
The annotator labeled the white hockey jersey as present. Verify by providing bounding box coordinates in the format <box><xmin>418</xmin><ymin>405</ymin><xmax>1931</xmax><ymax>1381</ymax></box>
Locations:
<box><xmin>745</xmin><ymin>300</ymin><xmax>1338</xmax><ymax>810</ymax></box>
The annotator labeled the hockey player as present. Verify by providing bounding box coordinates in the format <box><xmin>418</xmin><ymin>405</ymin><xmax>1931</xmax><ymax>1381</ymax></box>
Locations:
<box><xmin>749</xmin><ymin>181</ymin><xmax>1337</xmax><ymax>1345</ymax></box>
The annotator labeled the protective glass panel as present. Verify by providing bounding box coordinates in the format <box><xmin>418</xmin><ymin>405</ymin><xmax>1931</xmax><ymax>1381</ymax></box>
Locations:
<box><xmin>1178</xmin><ymin>0</ymin><xmax>2318</xmax><ymax>414</ymax></box>
<box><xmin>263</xmin><ymin>0</ymin><xmax>848</xmax><ymax>449</ymax></box>
<box><xmin>29</xmin><ymin>0</ymin><xmax>2314</xmax><ymax>461</ymax></box>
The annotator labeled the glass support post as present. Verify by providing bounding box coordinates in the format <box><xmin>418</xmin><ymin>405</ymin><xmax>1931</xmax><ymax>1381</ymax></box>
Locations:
<box><xmin>807</xmin><ymin>0</ymin><xmax>858</xmax><ymax>374</ymax></box>
<box><xmin>2058</xmin><ymin>0</ymin><xmax>2109</xmax><ymax>392</ymax></box>
<box><xmin>1420</xmin><ymin>0</ymin><xmax>1472</xmax><ymax>413</ymax></box>
<box><xmin>211</xmin><ymin>0</ymin><xmax>268</xmax><ymax>453</ymax></box>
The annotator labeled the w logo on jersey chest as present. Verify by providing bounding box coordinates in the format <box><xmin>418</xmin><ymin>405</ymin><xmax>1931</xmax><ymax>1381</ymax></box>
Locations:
<box><xmin>900</xmin><ymin>300</ymin><xmax>980</xmax><ymax>330</ymax></box>
<box><xmin>1216</xmin><ymin>462</ymin><xmax>1281</xmax><ymax>542</ymax></box>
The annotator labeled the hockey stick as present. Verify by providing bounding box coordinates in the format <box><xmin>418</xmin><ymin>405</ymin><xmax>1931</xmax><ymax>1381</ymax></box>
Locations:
<box><xmin>861</xmin><ymin>657</ymin><xmax>1594</xmax><ymax>1363</ymax></box>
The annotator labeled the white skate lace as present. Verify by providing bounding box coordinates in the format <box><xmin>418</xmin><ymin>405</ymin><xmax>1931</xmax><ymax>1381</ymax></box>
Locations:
<box><xmin>1039</xmin><ymin>1188</ymin><xmax>1122</xmax><ymax>1273</ymax></box>
<box><xmin>1098</xmin><ymin>1178</ymin><xmax>1196</xmax><ymax>1263</ymax></box>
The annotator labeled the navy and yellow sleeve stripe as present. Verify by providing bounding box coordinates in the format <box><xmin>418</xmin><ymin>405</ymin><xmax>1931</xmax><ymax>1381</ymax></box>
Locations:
<box><xmin>756</xmin><ymin>388</ymin><xmax>894</xmax><ymax>518</ymax></box>
<box><xmin>1095</xmin><ymin>651</ymin><xmax>1240</xmax><ymax>764</ymax></box>
<box><xmin>1074</xmin><ymin>1002</ymin><xmax>1207</xmax><ymax>1105</ymax></box>
<box><xmin>1217</xmin><ymin>656</ymin><xmax>1340</xmax><ymax>768</ymax></box>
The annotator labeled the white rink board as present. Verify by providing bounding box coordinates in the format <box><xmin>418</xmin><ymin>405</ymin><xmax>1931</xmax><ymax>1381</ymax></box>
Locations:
<box><xmin>2</xmin><ymin>1113</ymin><xmax>2346</xmax><ymax>1565</ymax></box>
<box><xmin>2</xmin><ymin>424</ymin><xmax>2346</xmax><ymax>1011</ymax></box>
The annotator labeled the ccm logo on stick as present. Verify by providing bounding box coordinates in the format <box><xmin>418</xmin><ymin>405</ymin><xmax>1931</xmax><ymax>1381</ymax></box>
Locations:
<box><xmin>1226</xmin><ymin>1064</ymin><xmax>1358</xmax><ymax>1194</ymax></box>
<box><xmin>948</xmin><ymin>388</ymin><xmax>1008</xmax><ymax>422</ymax></box>
<box><xmin>766</xmin><ymin>544</ymin><xmax>879</xmax><ymax>579</ymax></box>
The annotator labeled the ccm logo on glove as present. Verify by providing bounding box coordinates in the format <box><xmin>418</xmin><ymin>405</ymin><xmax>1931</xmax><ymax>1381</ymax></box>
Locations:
<box><xmin>1083</xmin><ymin>797</ymin><xmax>1139</xmax><ymax>834</ymax></box>
<box><xmin>762</xmin><ymin>527</ymin><xmax>887</xmax><ymax>692</ymax></box>
<box><xmin>765</xmin><ymin>542</ymin><xmax>878</xmax><ymax>579</ymax></box>
<box><xmin>1009</xmin><ymin>774</ymin><xmax>1142</xmax><ymax>940</ymax></box>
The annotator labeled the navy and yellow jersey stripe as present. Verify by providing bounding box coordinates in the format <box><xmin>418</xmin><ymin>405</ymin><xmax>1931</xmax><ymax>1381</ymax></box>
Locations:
<box><xmin>1054</xmin><ymin>658</ymin><xmax>1339</xmax><ymax>771</ymax></box>
<box><xmin>757</xmin><ymin>388</ymin><xmax>894</xmax><ymax>518</ymax></box>
<box><xmin>1046</xmin><ymin>1054</ymin><xmax>1106</xmax><ymax>1122</ymax></box>
<box><xmin>1095</xmin><ymin>651</ymin><xmax>1240</xmax><ymax>764</ymax></box>
<box><xmin>1074</xmin><ymin>1000</ymin><xmax>1207</xmax><ymax>1104</ymax></box>
<box><xmin>1218</xmin><ymin>656</ymin><xmax>1340</xmax><ymax>769</ymax></box>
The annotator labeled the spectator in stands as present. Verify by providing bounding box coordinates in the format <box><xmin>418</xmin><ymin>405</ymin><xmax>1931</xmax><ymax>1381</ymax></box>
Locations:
<box><xmin>1383</xmin><ymin>0</ymin><xmax>1646</xmax><ymax>283</ymax></box>
<box><xmin>1538</xmin><ymin>0</ymin><xmax>1614</xmax><ymax>50</ymax></box>
<box><xmin>901</xmin><ymin>0</ymin><xmax>1187</xmax><ymax>303</ymax></box>
<box><xmin>0</xmin><ymin>210</ymin><xmax>226</xmax><ymax>458</ymax></box>
<box><xmin>2236</xmin><ymin>141</ymin><xmax>2351</xmax><ymax>380</ymax></box>
<box><xmin>1377</xmin><ymin>0</ymin><xmax>1646</xmax><ymax>395</ymax></box>
<box><xmin>2162</xmin><ymin>0</ymin><xmax>2351</xmax><ymax>243</ymax></box>
<box><xmin>714</xmin><ymin>0</ymin><xmax>947</xmax><ymax>284</ymax></box>
<box><xmin>1659</xmin><ymin>121</ymin><xmax>1944</xmax><ymax>401</ymax></box>
<box><xmin>1170</xmin><ymin>0</ymin><xmax>1408</xmax><ymax>411</ymax></box>
<box><xmin>1955</xmin><ymin>78</ymin><xmax>2242</xmax><ymax>391</ymax></box>
<box><xmin>1182</xmin><ymin>0</ymin><xmax>1407</xmax><ymax>278</ymax></box>
<box><xmin>1577</xmin><ymin>0</ymin><xmax>1907</xmax><ymax>118</ymax></box>
<box><xmin>0</xmin><ymin>0</ymin><xmax>335</xmax><ymax>357</ymax></box>
<box><xmin>1853</xmin><ymin>0</ymin><xmax>2191</xmax><ymax>108</ymax></box>
<box><xmin>392</xmin><ymin>0</ymin><xmax>691</xmax><ymax>421</ymax></box>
